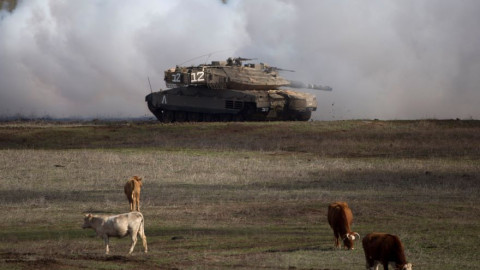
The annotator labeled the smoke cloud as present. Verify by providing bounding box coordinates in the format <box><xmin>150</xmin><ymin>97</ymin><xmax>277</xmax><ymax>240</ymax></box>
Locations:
<box><xmin>1</xmin><ymin>0</ymin><xmax>479</xmax><ymax>120</ymax></box>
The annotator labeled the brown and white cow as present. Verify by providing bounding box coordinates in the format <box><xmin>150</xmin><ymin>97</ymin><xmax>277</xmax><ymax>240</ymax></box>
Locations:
<box><xmin>327</xmin><ymin>201</ymin><xmax>360</xmax><ymax>250</ymax></box>
<box><xmin>124</xmin><ymin>176</ymin><xmax>143</xmax><ymax>212</ymax></box>
<box><xmin>362</xmin><ymin>233</ymin><xmax>412</xmax><ymax>270</ymax></box>
<box><xmin>82</xmin><ymin>211</ymin><xmax>148</xmax><ymax>255</ymax></box>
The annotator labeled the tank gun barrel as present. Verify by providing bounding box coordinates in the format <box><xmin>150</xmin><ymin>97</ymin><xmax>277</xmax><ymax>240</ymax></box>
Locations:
<box><xmin>264</xmin><ymin>66</ymin><xmax>295</xmax><ymax>73</ymax></box>
<box><xmin>287</xmin><ymin>80</ymin><xmax>333</xmax><ymax>91</ymax></box>
<box><xmin>274</xmin><ymin>67</ymin><xmax>295</xmax><ymax>72</ymax></box>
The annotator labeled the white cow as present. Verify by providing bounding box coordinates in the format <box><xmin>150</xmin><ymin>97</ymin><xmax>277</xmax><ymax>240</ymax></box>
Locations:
<box><xmin>82</xmin><ymin>211</ymin><xmax>148</xmax><ymax>255</ymax></box>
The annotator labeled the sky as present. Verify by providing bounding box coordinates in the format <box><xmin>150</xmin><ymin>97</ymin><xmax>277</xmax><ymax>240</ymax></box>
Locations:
<box><xmin>0</xmin><ymin>0</ymin><xmax>479</xmax><ymax>120</ymax></box>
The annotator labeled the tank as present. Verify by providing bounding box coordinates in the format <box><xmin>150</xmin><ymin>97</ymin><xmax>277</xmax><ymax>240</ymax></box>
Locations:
<box><xmin>145</xmin><ymin>57</ymin><xmax>332</xmax><ymax>122</ymax></box>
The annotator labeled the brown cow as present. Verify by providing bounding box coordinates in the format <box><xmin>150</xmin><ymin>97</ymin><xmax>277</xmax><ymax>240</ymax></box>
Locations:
<box><xmin>327</xmin><ymin>201</ymin><xmax>360</xmax><ymax>250</ymax></box>
<box><xmin>124</xmin><ymin>176</ymin><xmax>142</xmax><ymax>212</ymax></box>
<box><xmin>362</xmin><ymin>233</ymin><xmax>412</xmax><ymax>270</ymax></box>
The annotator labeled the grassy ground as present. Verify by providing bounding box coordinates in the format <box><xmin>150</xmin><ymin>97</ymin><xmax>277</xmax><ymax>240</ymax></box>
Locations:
<box><xmin>0</xmin><ymin>120</ymin><xmax>479</xmax><ymax>269</ymax></box>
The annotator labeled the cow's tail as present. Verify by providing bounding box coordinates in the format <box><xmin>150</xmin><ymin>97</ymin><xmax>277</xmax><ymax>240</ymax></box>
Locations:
<box><xmin>139</xmin><ymin>212</ymin><xmax>145</xmax><ymax>231</ymax></box>
<box><xmin>138</xmin><ymin>212</ymin><xmax>148</xmax><ymax>253</ymax></box>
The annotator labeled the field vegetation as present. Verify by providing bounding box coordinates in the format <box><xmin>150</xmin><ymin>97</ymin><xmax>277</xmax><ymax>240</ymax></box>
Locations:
<box><xmin>0</xmin><ymin>120</ymin><xmax>479</xmax><ymax>269</ymax></box>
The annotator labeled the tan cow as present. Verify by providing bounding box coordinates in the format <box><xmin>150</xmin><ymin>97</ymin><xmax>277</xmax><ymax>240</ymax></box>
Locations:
<box><xmin>124</xmin><ymin>176</ymin><xmax>142</xmax><ymax>212</ymax></box>
<box><xmin>327</xmin><ymin>201</ymin><xmax>360</xmax><ymax>250</ymax></box>
<box><xmin>82</xmin><ymin>211</ymin><xmax>148</xmax><ymax>255</ymax></box>
<box><xmin>362</xmin><ymin>233</ymin><xmax>412</xmax><ymax>270</ymax></box>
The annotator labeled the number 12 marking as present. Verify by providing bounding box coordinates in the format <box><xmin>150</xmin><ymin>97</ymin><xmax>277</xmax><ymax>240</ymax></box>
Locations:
<box><xmin>191</xmin><ymin>72</ymin><xmax>205</xmax><ymax>83</ymax></box>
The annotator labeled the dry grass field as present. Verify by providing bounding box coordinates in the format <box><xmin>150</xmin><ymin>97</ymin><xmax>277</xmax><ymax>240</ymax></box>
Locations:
<box><xmin>0</xmin><ymin>120</ymin><xmax>479</xmax><ymax>269</ymax></box>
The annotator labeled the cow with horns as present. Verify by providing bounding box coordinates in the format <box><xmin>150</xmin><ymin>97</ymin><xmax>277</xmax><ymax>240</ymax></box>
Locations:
<box><xmin>327</xmin><ymin>201</ymin><xmax>360</xmax><ymax>250</ymax></box>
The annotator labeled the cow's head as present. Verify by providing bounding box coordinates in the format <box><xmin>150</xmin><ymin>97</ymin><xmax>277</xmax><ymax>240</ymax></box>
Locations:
<box><xmin>82</xmin><ymin>214</ymin><xmax>93</xmax><ymax>229</ymax></box>
<box><xmin>342</xmin><ymin>232</ymin><xmax>360</xmax><ymax>249</ymax></box>
<box><xmin>132</xmin><ymin>176</ymin><xmax>143</xmax><ymax>186</ymax></box>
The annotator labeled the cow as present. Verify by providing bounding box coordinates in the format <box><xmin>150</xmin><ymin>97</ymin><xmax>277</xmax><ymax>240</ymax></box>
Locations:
<box><xmin>362</xmin><ymin>233</ymin><xmax>412</xmax><ymax>270</ymax></box>
<box><xmin>327</xmin><ymin>201</ymin><xmax>360</xmax><ymax>250</ymax></box>
<box><xmin>82</xmin><ymin>211</ymin><xmax>148</xmax><ymax>255</ymax></box>
<box><xmin>124</xmin><ymin>176</ymin><xmax>143</xmax><ymax>212</ymax></box>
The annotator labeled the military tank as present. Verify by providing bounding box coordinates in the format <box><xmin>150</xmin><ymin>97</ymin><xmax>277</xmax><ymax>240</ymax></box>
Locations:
<box><xmin>145</xmin><ymin>57</ymin><xmax>332</xmax><ymax>122</ymax></box>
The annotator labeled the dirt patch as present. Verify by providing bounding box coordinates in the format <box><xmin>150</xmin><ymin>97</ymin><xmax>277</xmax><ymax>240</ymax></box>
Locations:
<box><xmin>1</xmin><ymin>252</ymin><xmax>62</xmax><ymax>269</ymax></box>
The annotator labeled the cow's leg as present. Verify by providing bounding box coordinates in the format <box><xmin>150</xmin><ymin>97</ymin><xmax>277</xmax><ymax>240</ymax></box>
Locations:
<box><xmin>128</xmin><ymin>231</ymin><xmax>138</xmax><ymax>254</ymax></box>
<box><xmin>333</xmin><ymin>230</ymin><xmax>340</xmax><ymax>248</ymax></box>
<box><xmin>130</xmin><ymin>194</ymin><xmax>136</xmax><ymax>211</ymax></box>
<box><xmin>103</xmin><ymin>236</ymin><xmax>110</xmax><ymax>255</ymax></box>
<box><xmin>131</xmin><ymin>195</ymin><xmax>135</xmax><ymax>211</ymax></box>
<box><xmin>382</xmin><ymin>261</ymin><xmax>389</xmax><ymax>270</ymax></box>
<box><xmin>365</xmin><ymin>256</ymin><xmax>374</xmax><ymax>269</ymax></box>
<box><xmin>131</xmin><ymin>195</ymin><xmax>137</xmax><ymax>211</ymax></box>
<box><xmin>137</xmin><ymin>193</ymin><xmax>141</xmax><ymax>211</ymax></box>
<box><xmin>134</xmin><ymin>196</ymin><xmax>139</xmax><ymax>211</ymax></box>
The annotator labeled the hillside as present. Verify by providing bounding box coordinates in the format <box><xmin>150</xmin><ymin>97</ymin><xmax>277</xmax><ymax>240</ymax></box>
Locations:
<box><xmin>0</xmin><ymin>120</ymin><xmax>479</xmax><ymax>269</ymax></box>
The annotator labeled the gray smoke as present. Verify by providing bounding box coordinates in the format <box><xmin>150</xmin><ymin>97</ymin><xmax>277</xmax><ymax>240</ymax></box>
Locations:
<box><xmin>1</xmin><ymin>0</ymin><xmax>479</xmax><ymax>120</ymax></box>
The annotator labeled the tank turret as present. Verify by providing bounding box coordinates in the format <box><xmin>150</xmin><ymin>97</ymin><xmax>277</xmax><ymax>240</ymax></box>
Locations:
<box><xmin>146</xmin><ymin>58</ymin><xmax>332</xmax><ymax>122</ymax></box>
<box><xmin>164</xmin><ymin>57</ymin><xmax>332</xmax><ymax>91</ymax></box>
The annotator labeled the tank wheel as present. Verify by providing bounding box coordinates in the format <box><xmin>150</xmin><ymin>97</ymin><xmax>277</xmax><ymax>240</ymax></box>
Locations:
<box><xmin>242</xmin><ymin>103</ymin><xmax>258</xmax><ymax>121</ymax></box>
<box><xmin>203</xmin><ymin>113</ymin><xmax>215</xmax><ymax>122</ymax></box>
<box><xmin>187</xmin><ymin>112</ymin><xmax>201</xmax><ymax>122</ymax></box>
<box><xmin>162</xmin><ymin>110</ymin><xmax>174</xmax><ymax>123</ymax></box>
<box><xmin>175</xmin><ymin>111</ymin><xmax>187</xmax><ymax>122</ymax></box>
<box><xmin>219</xmin><ymin>114</ymin><xmax>232</xmax><ymax>122</ymax></box>
<box><xmin>233</xmin><ymin>114</ymin><xmax>244</xmax><ymax>122</ymax></box>
<box><xmin>296</xmin><ymin>111</ymin><xmax>312</xmax><ymax>121</ymax></box>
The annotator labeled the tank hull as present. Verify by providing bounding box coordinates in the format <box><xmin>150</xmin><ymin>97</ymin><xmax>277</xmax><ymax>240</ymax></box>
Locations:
<box><xmin>145</xmin><ymin>87</ymin><xmax>316</xmax><ymax>122</ymax></box>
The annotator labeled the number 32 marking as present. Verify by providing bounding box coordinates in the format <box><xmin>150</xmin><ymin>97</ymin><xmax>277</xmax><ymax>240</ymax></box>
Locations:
<box><xmin>172</xmin><ymin>73</ymin><xmax>181</xmax><ymax>83</ymax></box>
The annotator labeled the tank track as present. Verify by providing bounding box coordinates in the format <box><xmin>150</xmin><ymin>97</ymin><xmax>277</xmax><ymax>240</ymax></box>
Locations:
<box><xmin>147</xmin><ymin>101</ymin><xmax>311</xmax><ymax>123</ymax></box>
